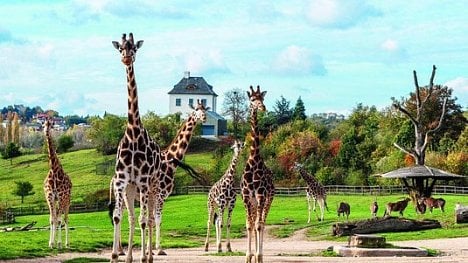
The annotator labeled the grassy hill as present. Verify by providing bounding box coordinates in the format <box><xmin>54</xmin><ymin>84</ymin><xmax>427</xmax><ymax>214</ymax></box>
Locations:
<box><xmin>0</xmin><ymin>149</ymin><xmax>214</xmax><ymax>207</ymax></box>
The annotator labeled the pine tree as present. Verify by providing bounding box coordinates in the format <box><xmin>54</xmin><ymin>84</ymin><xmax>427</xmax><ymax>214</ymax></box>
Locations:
<box><xmin>292</xmin><ymin>96</ymin><xmax>307</xmax><ymax>120</ymax></box>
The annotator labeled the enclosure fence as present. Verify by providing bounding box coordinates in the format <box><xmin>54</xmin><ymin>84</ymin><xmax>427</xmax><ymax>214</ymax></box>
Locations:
<box><xmin>2</xmin><ymin>185</ymin><xmax>467</xmax><ymax>219</ymax></box>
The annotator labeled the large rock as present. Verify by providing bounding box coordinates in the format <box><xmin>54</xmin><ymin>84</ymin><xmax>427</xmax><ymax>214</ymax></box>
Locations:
<box><xmin>348</xmin><ymin>234</ymin><xmax>386</xmax><ymax>248</ymax></box>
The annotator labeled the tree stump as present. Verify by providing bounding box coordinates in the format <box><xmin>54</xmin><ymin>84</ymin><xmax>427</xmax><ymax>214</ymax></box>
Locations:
<box><xmin>332</xmin><ymin>217</ymin><xmax>441</xmax><ymax>236</ymax></box>
<box><xmin>455</xmin><ymin>206</ymin><xmax>468</xmax><ymax>224</ymax></box>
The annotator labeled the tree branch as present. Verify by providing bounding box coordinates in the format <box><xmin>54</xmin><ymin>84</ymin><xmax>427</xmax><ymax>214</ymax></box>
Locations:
<box><xmin>413</xmin><ymin>70</ymin><xmax>421</xmax><ymax>118</ymax></box>
<box><xmin>393</xmin><ymin>103</ymin><xmax>418</xmax><ymax>126</ymax></box>
<box><xmin>393</xmin><ymin>142</ymin><xmax>412</xmax><ymax>156</ymax></box>
<box><xmin>422</xmin><ymin>65</ymin><xmax>437</xmax><ymax>104</ymax></box>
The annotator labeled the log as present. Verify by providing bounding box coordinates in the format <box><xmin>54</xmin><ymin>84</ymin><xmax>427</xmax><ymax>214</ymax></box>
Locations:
<box><xmin>455</xmin><ymin>207</ymin><xmax>468</xmax><ymax>224</ymax></box>
<box><xmin>332</xmin><ymin>217</ymin><xmax>441</xmax><ymax>236</ymax></box>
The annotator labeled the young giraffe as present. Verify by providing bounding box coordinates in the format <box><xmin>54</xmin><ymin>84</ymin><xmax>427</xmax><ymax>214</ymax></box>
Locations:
<box><xmin>43</xmin><ymin>118</ymin><xmax>72</xmax><ymax>249</ymax></box>
<box><xmin>110</xmin><ymin>33</ymin><xmax>161</xmax><ymax>263</ymax></box>
<box><xmin>241</xmin><ymin>85</ymin><xmax>275</xmax><ymax>263</ymax></box>
<box><xmin>293</xmin><ymin>162</ymin><xmax>328</xmax><ymax>222</ymax></box>
<box><xmin>148</xmin><ymin>101</ymin><xmax>208</xmax><ymax>256</ymax></box>
<box><xmin>204</xmin><ymin>139</ymin><xmax>244</xmax><ymax>252</ymax></box>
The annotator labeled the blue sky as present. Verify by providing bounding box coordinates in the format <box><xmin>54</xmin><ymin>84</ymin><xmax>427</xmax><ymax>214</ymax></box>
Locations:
<box><xmin>0</xmin><ymin>0</ymin><xmax>467</xmax><ymax>117</ymax></box>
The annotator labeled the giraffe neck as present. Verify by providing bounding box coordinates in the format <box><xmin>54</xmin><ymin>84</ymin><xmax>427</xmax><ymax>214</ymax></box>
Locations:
<box><xmin>166</xmin><ymin>115</ymin><xmax>197</xmax><ymax>162</ymax></box>
<box><xmin>126</xmin><ymin>64</ymin><xmax>141</xmax><ymax>128</ymax></box>
<box><xmin>224</xmin><ymin>150</ymin><xmax>241</xmax><ymax>180</ymax></box>
<box><xmin>299</xmin><ymin>167</ymin><xmax>317</xmax><ymax>185</ymax></box>
<box><xmin>45</xmin><ymin>129</ymin><xmax>61</xmax><ymax>170</ymax></box>
<box><xmin>249</xmin><ymin>107</ymin><xmax>260</xmax><ymax>157</ymax></box>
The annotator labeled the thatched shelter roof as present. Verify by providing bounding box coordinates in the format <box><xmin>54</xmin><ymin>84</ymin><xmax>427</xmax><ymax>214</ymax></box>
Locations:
<box><xmin>380</xmin><ymin>165</ymin><xmax>465</xmax><ymax>180</ymax></box>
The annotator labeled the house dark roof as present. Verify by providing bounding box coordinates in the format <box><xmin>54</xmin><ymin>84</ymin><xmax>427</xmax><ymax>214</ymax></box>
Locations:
<box><xmin>206</xmin><ymin>111</ymin><xmax>225</xmax><ymax>120</ymax></box>
<box><xmin>168</xmin><ymin>74</ymin><xmax>218</xmax><ymax>96</ymax></box>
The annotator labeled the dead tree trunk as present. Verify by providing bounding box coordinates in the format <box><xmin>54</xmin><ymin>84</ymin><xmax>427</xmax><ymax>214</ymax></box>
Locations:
<box><xmin>332</xmin><ymin>217</ymin><xmax>441</xmax><ymax>236</ymax></box>
<box><xmin>391</xmin><ymin>65</ymin><xmax>448</xmax><ymax>202</ymax></box>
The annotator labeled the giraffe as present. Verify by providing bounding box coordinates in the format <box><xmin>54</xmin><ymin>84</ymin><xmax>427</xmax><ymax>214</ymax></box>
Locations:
<box><xmin>293</xmin><ymin>162</ymin><xmax>328</xmax><ymax>222</ymax></box>
<box><xmin>241</xmin><ymin>85</ymin><xmax>275</xmax><ymax>263</ymax></box>
<box><xmin>204</xmin><ymin>139</ymin><xmax>244</xmax><ymax>253</ymax></box>
<box><xmin>148</xmin><ymin>100</ymin><xmax>208</xmax><ymax>257</ymax></box>
<box><xmin>43</xmin><ymin>117</ymin><xmax>72</xmax><ymax>249</ymax></box>
<box><xmin>110</xmin><ymin>33</ymin><xmax>161</xmax><ymax>263</ymax></box>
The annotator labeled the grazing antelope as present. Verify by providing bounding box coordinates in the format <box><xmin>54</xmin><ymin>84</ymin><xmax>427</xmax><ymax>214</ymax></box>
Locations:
<box><xmin>337</xmin><ymin>202</ymin><xmax>350</xmax><ymax>222</ymax></box>
<box><xmin>383</xmin><ymin>197</ymin><xmax>411</xmax><ymax>217</ymax></box>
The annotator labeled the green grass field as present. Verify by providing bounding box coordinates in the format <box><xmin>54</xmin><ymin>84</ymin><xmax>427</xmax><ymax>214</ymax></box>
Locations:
<box><xmin>1</xmin><ymin>194</ymin><xmax>467</xmax><ymax>260</ymax></box>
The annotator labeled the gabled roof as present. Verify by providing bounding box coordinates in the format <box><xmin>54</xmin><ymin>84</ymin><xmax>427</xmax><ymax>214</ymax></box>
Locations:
<box><xmin>168</xmin><ymin>75</ymin><xmax>218</xmax><ymax>96</ymax></box>
<box><xmin>206</xmin><ymin>111</ymin><xmax>225</xmax><ymax>120</ymax></box>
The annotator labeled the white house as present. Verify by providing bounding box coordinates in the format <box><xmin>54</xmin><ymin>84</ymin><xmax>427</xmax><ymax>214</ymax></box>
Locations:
<box><xmin>168</xmin><ymin>72</ymin><xmax>227</xmax><ymax>136</ymax></box>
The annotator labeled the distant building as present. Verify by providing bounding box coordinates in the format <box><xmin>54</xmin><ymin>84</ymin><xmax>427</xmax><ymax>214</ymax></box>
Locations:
<box><xmin>168</xmin><ymin>72</ymin><xmax>227</xmax><ymax>136</ymax></box>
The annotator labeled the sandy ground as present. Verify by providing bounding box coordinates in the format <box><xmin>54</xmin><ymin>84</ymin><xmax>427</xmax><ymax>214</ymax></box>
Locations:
<box><xmin>3</xmin><ymin>227</ymin><xmax>468</xmax><ymax>263</ymax></box>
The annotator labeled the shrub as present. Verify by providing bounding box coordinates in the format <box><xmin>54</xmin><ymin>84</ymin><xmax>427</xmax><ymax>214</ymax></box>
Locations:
<box><xmin>57</xmin><ymin>135</ymin><xmax>74</xmax><ymax>153</ymax></box>
<box><xmin>84</xmin><ymin>189</ymin><xmax>110</xmax><ymax>207</ymax></box>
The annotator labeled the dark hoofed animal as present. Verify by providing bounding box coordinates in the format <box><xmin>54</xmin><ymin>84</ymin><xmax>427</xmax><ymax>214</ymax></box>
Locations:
<box><xmin>370</xmin><ymin>201</ymin><xmax>378</xmax><ymax>218</ymax></box>
<box><xmin>384</xmin><ymin>197</ymin><xmax>411</xmax><ymax>217</ymax></box>
<box><xmin>337</xmin><ymin>202</ymin><xmax>350</xmax><ymax>221</ymax></box>
<box><xmin>421</xmin><ymin>197</ymin><xmax>446</xmax><ymax>213</ymax></box>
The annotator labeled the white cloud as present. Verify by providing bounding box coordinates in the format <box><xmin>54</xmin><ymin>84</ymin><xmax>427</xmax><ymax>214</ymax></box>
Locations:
<box><xmin>272</xmin><ymin>45</ymin><xmax>326</xmax><ymax>75</ymax></box>
<box><xmin>380</xmin><ymin>39</ymin><xmax>408</xmax><ymax>62</ymax></box>
<box><xmin>180</xmin><ymin>49</ymin><xmax>230</xmax><ymax>75</ymax></box>
<box><xmin>305</xmin><ymin>0</ymin><xmax>381</xmax><ymax>29</ymax></box>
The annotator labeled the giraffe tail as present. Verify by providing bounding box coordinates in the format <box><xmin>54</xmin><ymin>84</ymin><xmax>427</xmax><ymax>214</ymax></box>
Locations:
<box><xmin>108</xmin><ymin>177</ymin><xmax>115</xmax><ymax>225</ymax></box>
<box><xmin>213</xmin><ymin>213</ymin><xmax>218</xmax><ymax>226</ymax></box>
<box><xmin>325</xmin><ymin>199</ymin><xmax>329</xmax><ymax>212</ymax></box>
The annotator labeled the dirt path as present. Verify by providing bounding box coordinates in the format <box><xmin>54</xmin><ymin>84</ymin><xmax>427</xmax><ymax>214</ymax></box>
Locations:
<box><xmin>4</xmin><ymin>226</ymin><xmax>468</xmax><ymax>263</ymax></box>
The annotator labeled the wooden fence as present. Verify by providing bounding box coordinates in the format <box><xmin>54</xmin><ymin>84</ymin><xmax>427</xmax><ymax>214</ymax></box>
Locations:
<box><xmin>2</xmin><ymin>185</ymin><xmax>467</xmax><ymax>219</ymax></box>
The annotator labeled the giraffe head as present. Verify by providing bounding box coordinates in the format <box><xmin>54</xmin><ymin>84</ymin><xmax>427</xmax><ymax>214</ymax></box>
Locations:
<box><xmin>189</xmin><ymin>99</ymin><xmax>209</xmax><ymax>123</ymax></box>
<box><xmin>247</xmin><ymin>85</ymin><xmax>266</xmax><ymax>112</ymax></box>
<box><xmin>112</xmin><ymin>33</ymin><xmax>144</xmax><ymax>66</ymax></box>
<box><xmin>292</xmin><ymin>161</ymin><xmax>303</xmax><ymax>171</ymax></box>
<box><xmin>231</xmin><ymin>139</ymin><xmax>244</xmax><ymax>155</ymax></box>
<box><xmin>43</xmin><ymin>117</ymin><xmax>53</xmax><ymax>135</ymax></box>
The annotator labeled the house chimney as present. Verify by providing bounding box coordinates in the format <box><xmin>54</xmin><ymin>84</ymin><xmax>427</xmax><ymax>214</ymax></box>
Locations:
<box><xmin>184</xmin><ymin>71</ymin><xmax>190</xmax><ymax>79</ymax></box>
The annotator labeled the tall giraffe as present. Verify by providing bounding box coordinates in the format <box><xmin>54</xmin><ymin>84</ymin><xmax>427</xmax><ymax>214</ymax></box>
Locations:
<box><xmin>148</xmin><ymin>101</ymin><xmax>208</xmax><ymax>256</ymax></box>
<box><xmin>110</xmin><ymin>33</ymin><xmax>161</xmax><ymax>263</ymax></box>
<box><xmin>293</xmin><ymin>162</ymin><xmax>328</xmax><ymax>222</ymax></box>
<box><xmin>241</xmin><ymin>85</ymin><xmax>275</xmax><ymax>263</ymax></box>
<box><xmin>43</xmin><ymin>118</ymin><xmax>72</xmax><ymax>249</ymax></box>
<box><xmin>204</xmin><ymin>139</ymin><xmax>244</xmax><ymax>253</ymax></box>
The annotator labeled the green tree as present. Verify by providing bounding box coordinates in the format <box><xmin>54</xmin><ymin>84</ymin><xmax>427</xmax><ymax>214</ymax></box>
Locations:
<box><xmin>13</xmin><ymin>181</ymin><xmax>35</xmax><ymax>204</ymax></box>
<box><xmin>57</xmin><ymin>134</ymin><xmax>74</xmax><ymax>153</ymax></box>
<box><xmin>273</xmin><ymin>96</ymin><xmax>292</xmax><ymax>125</ymax></box>
<box><xmin>2</xmin><ymin>142</ymin><xmax>21</xmax><ymax>162</ymax></box>
<box><xmin>292</xmin><ymin>96</ymin><xmax>307</xmax><ymax>121</ymax></box>
<box><xmin>87</xmin><ymin>114</ymin><xmax>126</xmax><ymax>154</ymax></box>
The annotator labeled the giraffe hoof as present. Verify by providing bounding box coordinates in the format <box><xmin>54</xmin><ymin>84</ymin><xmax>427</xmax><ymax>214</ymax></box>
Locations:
<box><xmin>157</xmin><ymin>249</ymin><xmax>167</xmax><ymax>256</ymax></box>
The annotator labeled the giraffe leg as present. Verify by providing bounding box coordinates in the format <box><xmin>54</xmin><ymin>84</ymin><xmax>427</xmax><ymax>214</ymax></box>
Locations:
<box><xmin>306</xmin><ymin>195</ymin><xmax>312</xmax><ymax>224</ymax></box>
<box><xmin>255</xmin><ymin>196</ymin><xmax>267</xmax><ymax>263</ymax></box>
<box><xmin>111</xmin><ymin>182</ymin><xmax>125</xmax><ymax>263</ymax></box>
<box><xmin>204</xmin><ymin>205</ymin><xmax>215</xmax><ymax>252</ymax></box>
<box><xmin>243</xmin><ymin>198</ymin><xmax>255</xmax><ymax>263</ymax></box>
<box><xmin>64</xmin><ymin>207</ymin><xmax>70</xmax><ymax>248</ymax></box>
<box><xmin>147</xmin><ymin>193</ymin><xmax>155</xmax><ymax>262</ymax></box>
<box><xmin>124</xmin><ymin>187</ymin><xmax>136</xmax><ymax>263</ymax></box>
<box><xmin>48</xmin><ymin>203</ymin><xmax>56</xmax><ymax>249</ymax></box>
<box><xmin>155</xmin><ymin>199</ymin><xmax>167</xmax><ymax>255</ymax></box>
<box><xmin>216</xmin><ymin>208</ymin><xmax>225</xmax><ymax>253</ymax></box>
<box><xmin>318</xmin><ymin>198</ymin><xmax>324</xmax><ymax>222</ymax></box>
<box><xmin>226</xmin><ymin>204</ymin><xmax>234</xmax><ymax>252</ymax></box>
<box><xmin>138</xmin><ymin>190</ymin><xmax>149</xmax><ymax>263</ymax></box>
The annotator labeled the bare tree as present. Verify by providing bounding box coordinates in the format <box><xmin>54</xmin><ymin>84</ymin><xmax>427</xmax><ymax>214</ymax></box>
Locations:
<box><xmin>392</xmin><ymin>65</ymin><xmax>448</xmax><ymax>165</ymax></box>
<box><xmin>222</xmin><ymin>88</ymin><xmax>248</xmax><ymax>139</ymax></box>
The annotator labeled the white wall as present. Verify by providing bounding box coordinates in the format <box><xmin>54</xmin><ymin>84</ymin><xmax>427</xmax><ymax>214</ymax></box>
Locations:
<box><xmin>169</xmin><ymin>94</ymin><xmax>217</xmax><ymax>116</ymax></box>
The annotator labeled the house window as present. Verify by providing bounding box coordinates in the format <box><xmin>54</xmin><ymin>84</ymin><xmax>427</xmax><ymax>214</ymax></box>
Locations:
<box><xmin>201</xmin><ymin>99</ymin><xmax>207</xmax><ymax>107</ymax></box>
<box><xmin>175</xmin><ymin>98</ymin><xmax>181</xmax><ymax>106</ymax></box>
<box><xmin>189</xmin><ymin>98</ymin><xmax>194</xmax><ymax>107</ymax></box>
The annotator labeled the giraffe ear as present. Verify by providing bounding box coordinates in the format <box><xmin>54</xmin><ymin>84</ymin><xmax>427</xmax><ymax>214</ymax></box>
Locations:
<box><xmin>205</xmin><ymin>106</ymin><xmax>211</xmax><ymax>111</ymax></box>
<box><xmin>189</xmin><ymin>103</ymin><xmax>195</xmax><ymax>110</ymax></box>
<box><xmin>246</xmin><ymin>91</ymin><xmax>251</xmax><ymax>98</ymax></box>
<box><xmin>112</xmin><ymin>41</ymin><xmax>120</xmax><ymax>50</ymax></box>
<box><xmin>261</xmin><ymin>91</ymin><xmax>267</xmax><ymax>97</ymax></box>
<box><xmin>136</xmin><ymin>40</ymin><xmax>144</xmax><ymax>49</ymax></box>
